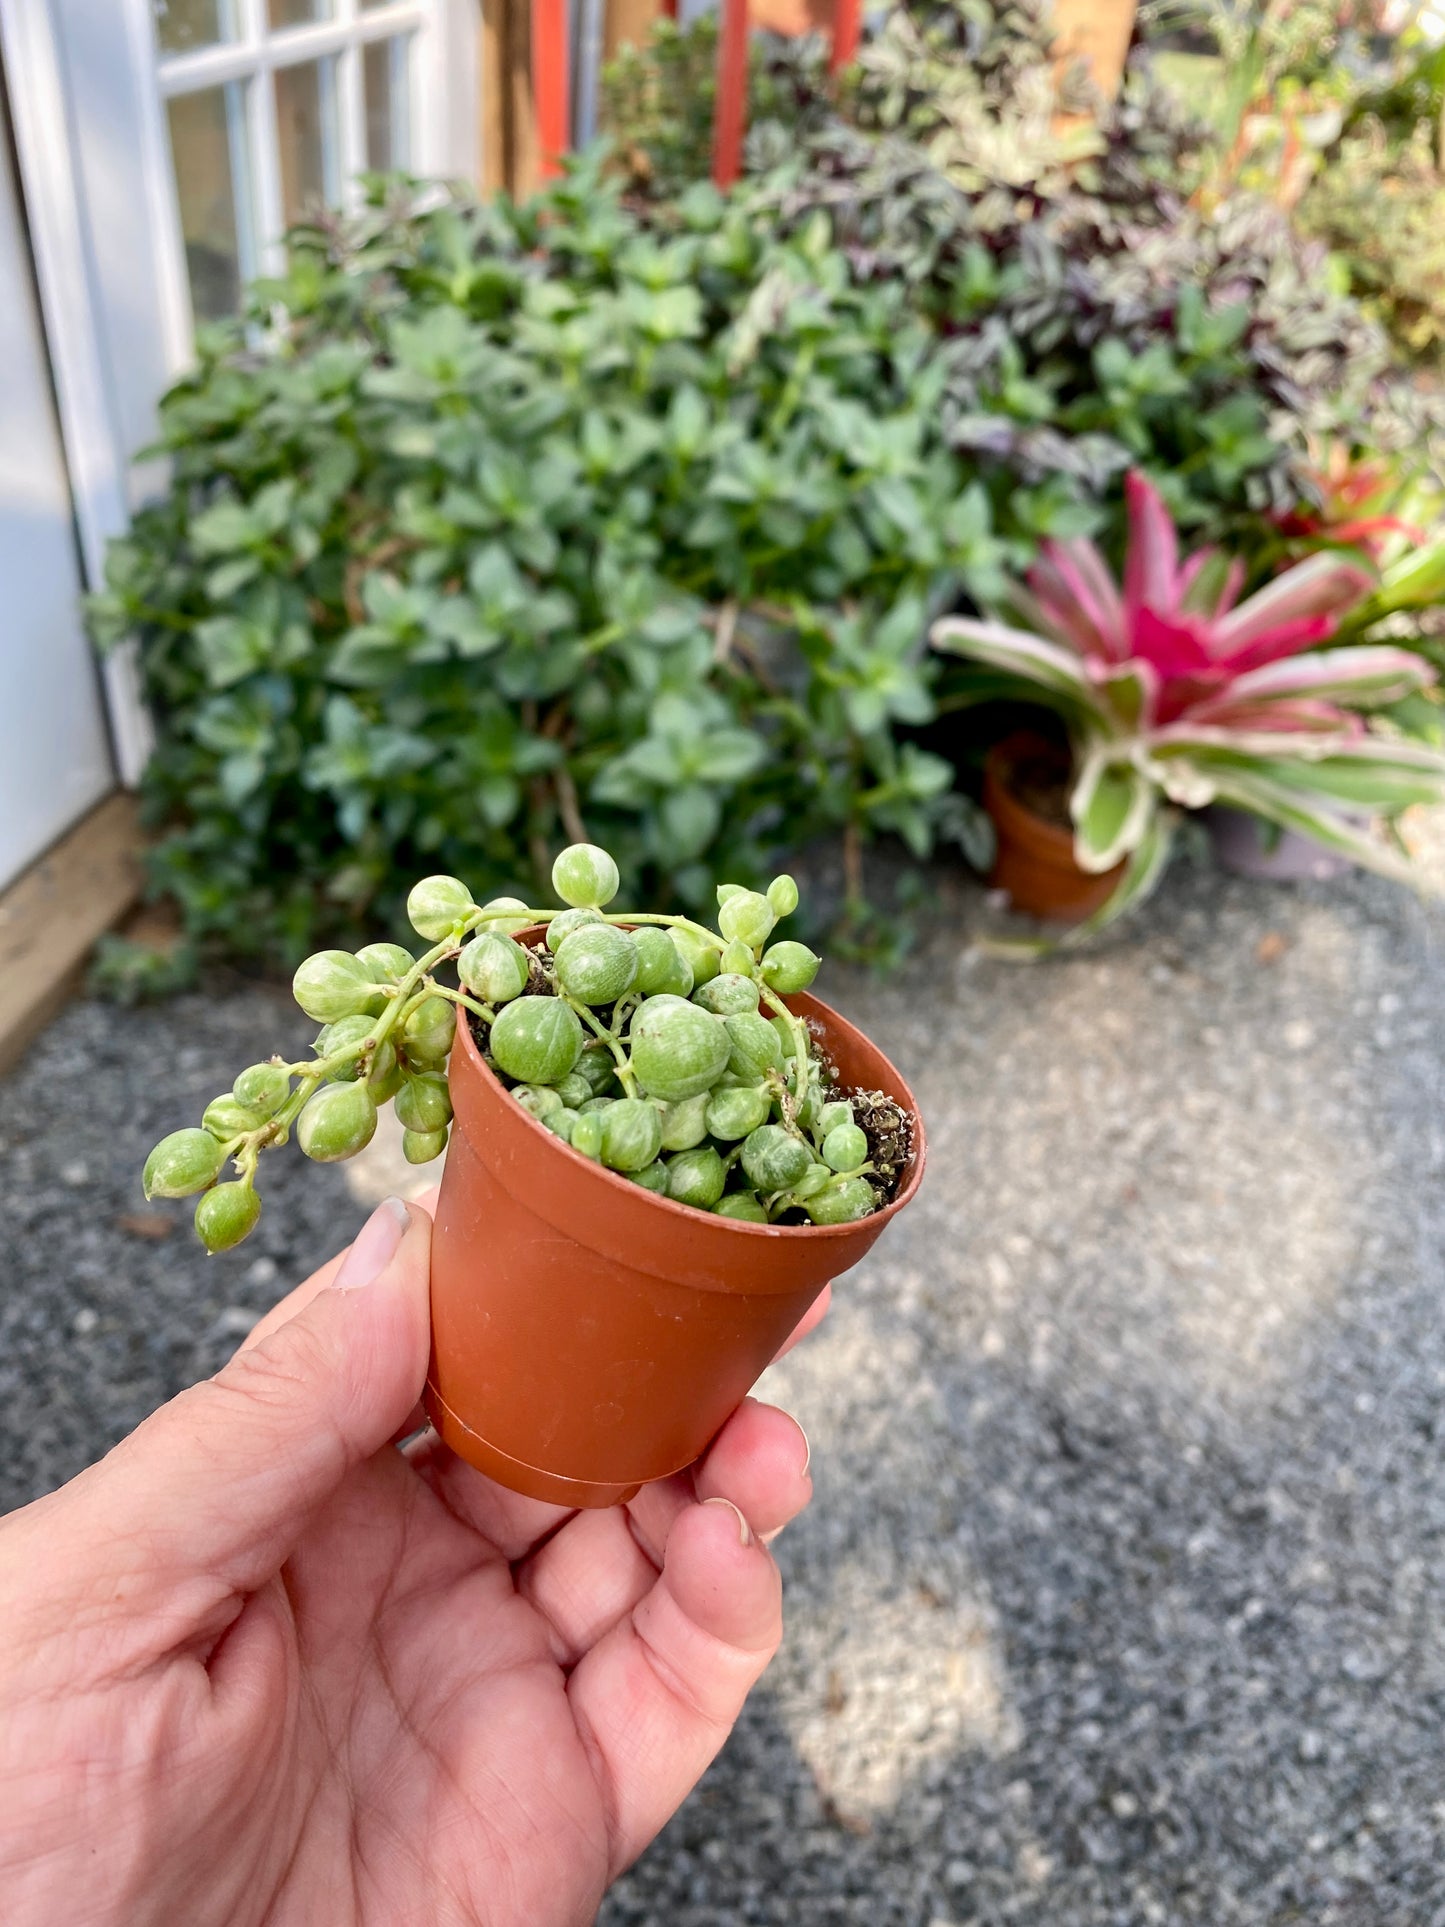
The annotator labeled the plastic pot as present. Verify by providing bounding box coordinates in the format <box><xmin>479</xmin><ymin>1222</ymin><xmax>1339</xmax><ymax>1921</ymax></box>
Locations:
<box><xmin>1051</xmin><ymin>0</ymin><xmax>1137</xmax><ymax>101</ymax></box>
<box><xmin>983</xmin><ymin>733</ymin><xmax>1125</xmax><ymax>924</ymax></box>
<box><xmin>750</xmin><ymin>0</ymin><xmax>833</xmax><ymax>30</ymax></box>
<box><xmin>1206</xmin><ymin>805</ymin><xmax>1353</xmax><ymax>883</ymax></box>
<box><xmin>425</xmin><ymin>967</ymin><xmax>925</xmax><ymax>1508</ymax></box>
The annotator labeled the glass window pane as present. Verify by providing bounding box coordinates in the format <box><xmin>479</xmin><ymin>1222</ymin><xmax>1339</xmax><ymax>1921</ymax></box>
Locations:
<box><xmin>166</xmin><ymin>83</ymin><xmax>252</xmax><ymax>322</ymax></box>
<box><xmin>275</xmin><ymin>59</ymin><xmax>340</xmax><ymax>223</ymax></box>
<box><xmin>153</xmin><ymin>0</ymin><xmax>236</xmax><ymax>54</ymax></box>
<box><xmin>267</xmin><ymin>0</ymin><xmax>333</xmax><ymax>27</ymax></box>
<box><xmin>364</xmin><ymin>38</ymin><xmax>412</xmax><ymax>171</ymax></box>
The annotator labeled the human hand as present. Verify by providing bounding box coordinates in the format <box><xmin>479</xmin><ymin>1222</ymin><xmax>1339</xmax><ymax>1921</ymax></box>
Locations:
<box><xmin>0</xmin><ymin>1197</ymin><xmax>817</xmax><ymax>1926</ymax></box>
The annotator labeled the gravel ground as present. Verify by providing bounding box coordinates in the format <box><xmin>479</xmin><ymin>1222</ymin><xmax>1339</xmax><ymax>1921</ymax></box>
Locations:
<box><xmin>4</xmin><ymin>837</ymin><xmax>1445</xmax><ymax>1926</ymax></box>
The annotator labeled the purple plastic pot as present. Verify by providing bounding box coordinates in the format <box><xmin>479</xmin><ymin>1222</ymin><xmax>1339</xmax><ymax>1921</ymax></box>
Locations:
<box><xmin>1206</xmin><ymin>806</ymin><xmax>1353</xmax><ymax>883</ymax></box>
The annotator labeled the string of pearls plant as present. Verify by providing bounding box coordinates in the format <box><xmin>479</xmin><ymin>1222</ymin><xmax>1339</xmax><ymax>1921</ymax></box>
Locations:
<box><xmin>143</xmin><ymin>844</ymin><xmax>894</xmax><ymax>1253</ymax></box>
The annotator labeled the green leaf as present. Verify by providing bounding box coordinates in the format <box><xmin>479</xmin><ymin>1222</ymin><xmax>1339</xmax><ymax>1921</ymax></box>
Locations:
<box><xmin>690</xmin><ymin>728</ymin><xmax>767</xmax><ymax>783</ymax></box>
<box><xmin>196</xmin><ymin>616</ymin><xmax>269</xmax><ymax>690</ymax></box>
<box><xmin>1071</xmin><ymin>751</ymin><xmax>1155</xmax><ymax>871</ymax></box>
<box><xmin>657</xmin><ymin>784</ymin><xmax>721</xmax><ymax>861</ymax></box>
<box><xmin>191</xmin><ymin>500</ymin><xmax>258</xmax><ymax>556</ymax></box>
<box><xmin>205</xmin><ymin>556</ymin><xmax>262</xmax><ymax>600</ymax></box>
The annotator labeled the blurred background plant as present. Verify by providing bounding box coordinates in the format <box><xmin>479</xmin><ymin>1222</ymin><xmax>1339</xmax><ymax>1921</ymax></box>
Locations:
<box><xmin>610</xmin><ymin>0</ymin><xmax>1441</xmax><ymax>545</ymax></box>
<box><xmin>1151</xmin><ymin>0</ymin><xmax>1445</xmax><ymax>369</ymax></box>
<box><xmin>933</xmin><ymin>467</ymin><xmax>1445</xmax><ymax>942</ymax></box>
<box><xmin>90</xmin><ymin>0</ymin><xmax>1445</xmax><ymax>969</ymax></box>
<box><xmin>602</xmin><ymin>15</ymin><xmax>833</xmax><ymax>202</ymax></box>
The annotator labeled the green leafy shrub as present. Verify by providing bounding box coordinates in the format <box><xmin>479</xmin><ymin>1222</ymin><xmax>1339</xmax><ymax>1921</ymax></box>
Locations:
<box><xmin>98</xmin><ymin>0</ymin><xmax>1445</xmax><ymax>966</ymax></box>
<box><xmin>91</xmin><ymin>161</ymin><xmax>1003</xmax><ymax>958</ymax></box>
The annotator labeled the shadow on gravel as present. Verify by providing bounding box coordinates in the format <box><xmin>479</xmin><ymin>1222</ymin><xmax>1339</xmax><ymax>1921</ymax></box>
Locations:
<box><xmin>605</xmin><ymin>852</ymin><xmax>1445</xmax><ymax>1927</ymax></box>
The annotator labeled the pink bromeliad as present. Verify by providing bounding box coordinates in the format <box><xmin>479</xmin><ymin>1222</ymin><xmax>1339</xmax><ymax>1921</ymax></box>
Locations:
<box><xmin>1018</xmin><ymin>471</ymin><xmax>1381</xmax><ymax>732</ymax></box>
<box><xmin>932</xmin><ymin>471</ymin><xmax>1445</xmax><ymax>925</ymax></box>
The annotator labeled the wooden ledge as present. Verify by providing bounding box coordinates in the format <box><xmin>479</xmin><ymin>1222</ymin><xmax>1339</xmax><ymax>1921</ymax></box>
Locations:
<box><xmin>0</xmin><ymin>791</ymin><xmax>143</xmax><ymax>1077</ymax></box>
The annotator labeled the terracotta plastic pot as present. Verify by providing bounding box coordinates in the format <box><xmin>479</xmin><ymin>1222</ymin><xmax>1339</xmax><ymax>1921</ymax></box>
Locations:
<box><xmin>983</xmin><ymin>733</ymin><xmax>1125</xmax><ymax>924</ymax></box>
<box><xmin>749</xmin><ymin>0</ymin><xmax>834</xmax><ymax>32</ymax></box>
<box><xmin>1206</xmin><ymin>805</ymin><xmax>1353</xmax><ymax>883</ymax></box>
<box><xmin>1051</xmin><ymin>0</ymin><xmax>1137</xmax><ymax>101</ymax></box>
<box><xmin>425</xmin><ymin>963</ymin><xmax>925</xmax><ymax>1508</ymax></box>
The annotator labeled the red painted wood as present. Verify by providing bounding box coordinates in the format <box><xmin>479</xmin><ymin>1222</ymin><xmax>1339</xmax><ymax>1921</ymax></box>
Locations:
<box><xmin>829</xmin><ymin>0</ymin><xmax>860</xmax><ymax>70</ymax></box>
<box><xmin>532</xmin><ymin>0</ymin><xmax>571</xmax><ymax>178</ymax></box>
<box><xmin>711</xmin><ymin>0</ymin><xmax>750</xmax><ymax>186</ymax></box>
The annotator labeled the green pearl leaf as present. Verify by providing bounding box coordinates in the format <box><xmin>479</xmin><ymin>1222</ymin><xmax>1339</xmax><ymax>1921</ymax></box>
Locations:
<box><xmin>144</xmin><ymin>1128</ymin><xmax>224</xmax><ymax>1201</ymax></box>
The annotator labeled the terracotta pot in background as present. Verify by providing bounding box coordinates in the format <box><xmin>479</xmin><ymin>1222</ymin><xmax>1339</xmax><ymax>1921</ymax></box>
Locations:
<box><xmin>749</xmin><ymin>0</ymin><xmax>834</xmax><ymax>32</ymax></box>
<box><xmin>983</xmin><ymin>732</ymin><xmax>1125</xmax><ymax>924</ymax></box>
<box><xmin>426</xmin><ymin>971</ymin><xmax>925</xmax><ymax>1508</ymax></box>
<box><xmin>1050</xmin><ymin>0</ymin><xmax>1137</xmax><ymax>101</ymax></box>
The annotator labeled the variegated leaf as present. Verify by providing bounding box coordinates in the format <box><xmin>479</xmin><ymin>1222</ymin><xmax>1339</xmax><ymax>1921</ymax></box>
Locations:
<box><xmin>1070</xmin><ymin>746</ymin><xmax>1156</xmax><ymax>871</ymax></box>
<box><xmin>1202</xmin><ymin>771</ymin><xmax>1424</xmax><ymax>887</ymax></box>
<box><xmin>1212</xmin><ymin>550</ymin><xmax>1376</xmax><ymax>653</ymax></box>
<box><xmin>1151</xmin><ymin>729</ymin><xmax>1445</xmax><ymax>812</ymax></box>
<box><xmin>1093</xmin><ymin>659</ymin><xmax>1158</xmax><ymax>731</ymax></box>
<box><xmin>1189</xmin><ymin>645</ymin><xmax>1431</xmax><ymax>715</ymax></box>
<box><xmin>930</xmin><ymin>616</ymin><xmax>1096</xmax><ymax>695</ymax></box>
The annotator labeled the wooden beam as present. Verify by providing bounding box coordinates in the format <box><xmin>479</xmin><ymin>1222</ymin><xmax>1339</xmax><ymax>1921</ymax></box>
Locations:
<box><xmin>531</xmin><ymin>0</ymin><xmax>570</xmax><ymax>178</ymax></box>
<box><xmin>829</xmin><ymin>0</ymin><xmax>859</xmax><ymax>71</ymax></box>
<box><xmin>712</xmin><ymin>0</ymin><xmax>749</xmax><ymax>187</ymax></box>
<box><xmin>0</xmin><ymin>791</ymin><xmax>143</xmax><ymax>1077</ymax></box>
<box><xmin>604</xmin><ymin>0</ymin><xmax>665</xmax><ymax>61</ymax></box>
<box><xmin>507</xmin><ymin>0</ymin><xmax>543</xmax><ymax>198</ymax></box>
<box><xmin>479</xmin><ymin>0</ymin><xmax>510</xmax><ymax>192</ymax></box>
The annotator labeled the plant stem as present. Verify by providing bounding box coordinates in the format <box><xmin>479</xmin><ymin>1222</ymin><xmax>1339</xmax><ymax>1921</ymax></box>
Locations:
<box><xmin>599</xmin><ymin>910</ymin><xmax>726</xmax><ymax>950</ymax></box>
<box><xmin>758</xmin><ymin>981</ymin><xmax>812</xmax><ymax>1111</ymax></box>
<box><xmin>569</xmin><ymin>997</ymin><xmax>640</xmax><ymax>1094</ymax></box>
<box><xmin>469</xmin><ymin>907</ymin><xmax>556</xmax><ymax>928</ymax></box>
<box><xmin>427</xmin><ymin>983</ymin><xmax>496</xmax><ymax>1024</ymax></box>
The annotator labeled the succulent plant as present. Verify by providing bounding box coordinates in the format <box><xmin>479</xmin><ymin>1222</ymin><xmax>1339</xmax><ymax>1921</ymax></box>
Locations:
<box><xmin>933</xmin><ymin>469</ymin><xmax>1445</xmax><ymax>937</ymax></box>
<box><xmin>144</xmin><ymin>844</ymin><xmax>903</xmax><ymax>1253</ymax></box>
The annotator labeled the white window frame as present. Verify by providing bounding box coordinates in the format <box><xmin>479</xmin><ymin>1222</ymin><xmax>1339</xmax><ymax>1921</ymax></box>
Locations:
<box><xmin>0</xmin><ymin>0</ymin><xmax>480</xmax><ymax>784</ymax></box>
<box><xmin>151</xmin><ymin>0</ymin><xmax>479</xmax><ymax>348</ymax></box>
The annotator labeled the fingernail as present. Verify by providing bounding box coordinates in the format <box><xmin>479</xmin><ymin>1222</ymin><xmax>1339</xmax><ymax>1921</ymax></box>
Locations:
<box><xmin>703</xmin><ymin>1496</ymin><xmax>752</xmax><ymax>1546</ymax></box>
<box><xmin>332</xmin><ymin>1197</ymin><xmax>409</xmax><ymax>1292</ymax></box>
<box><xmin>794</xmin><ymin>1418</ymin><xmax>811</xmax><ymax>1480</ymax></box>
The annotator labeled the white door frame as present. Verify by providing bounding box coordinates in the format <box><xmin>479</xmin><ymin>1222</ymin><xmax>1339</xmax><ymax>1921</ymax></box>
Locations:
<box><xmin>0</xmin><ymin>0</ymin><xmax>482</xmax><ymax>790</ymax></box>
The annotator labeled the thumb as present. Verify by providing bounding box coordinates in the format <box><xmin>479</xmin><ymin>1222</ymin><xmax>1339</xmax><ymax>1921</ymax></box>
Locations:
<box><xmin>76</xmin><ymin>1197</ymin><xmax>431</xmax><ymax>1616</ymax></box>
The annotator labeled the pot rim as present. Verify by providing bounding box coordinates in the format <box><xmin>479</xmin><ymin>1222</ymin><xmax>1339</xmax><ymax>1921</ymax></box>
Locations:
<box><xmin>450</xmin><ymin>941</ymin><xmax>926</xmax><ymax>1241</ymax></box>
<box><xmin>983</xmin><ymin>731</ymin><xmax>1088</xmax><ymax>862</ymax></box>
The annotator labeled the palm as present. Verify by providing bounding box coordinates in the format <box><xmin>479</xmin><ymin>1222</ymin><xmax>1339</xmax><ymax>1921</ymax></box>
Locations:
<box><xmin>264</xmin><ymin>1448</ymin><xmax>613</xmax><ymax>1925</ymax></box>
<box><xmin>189</xmin><ymin>1400</ymin><xmax>807</xmax><ymax>1927</ymax></box>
